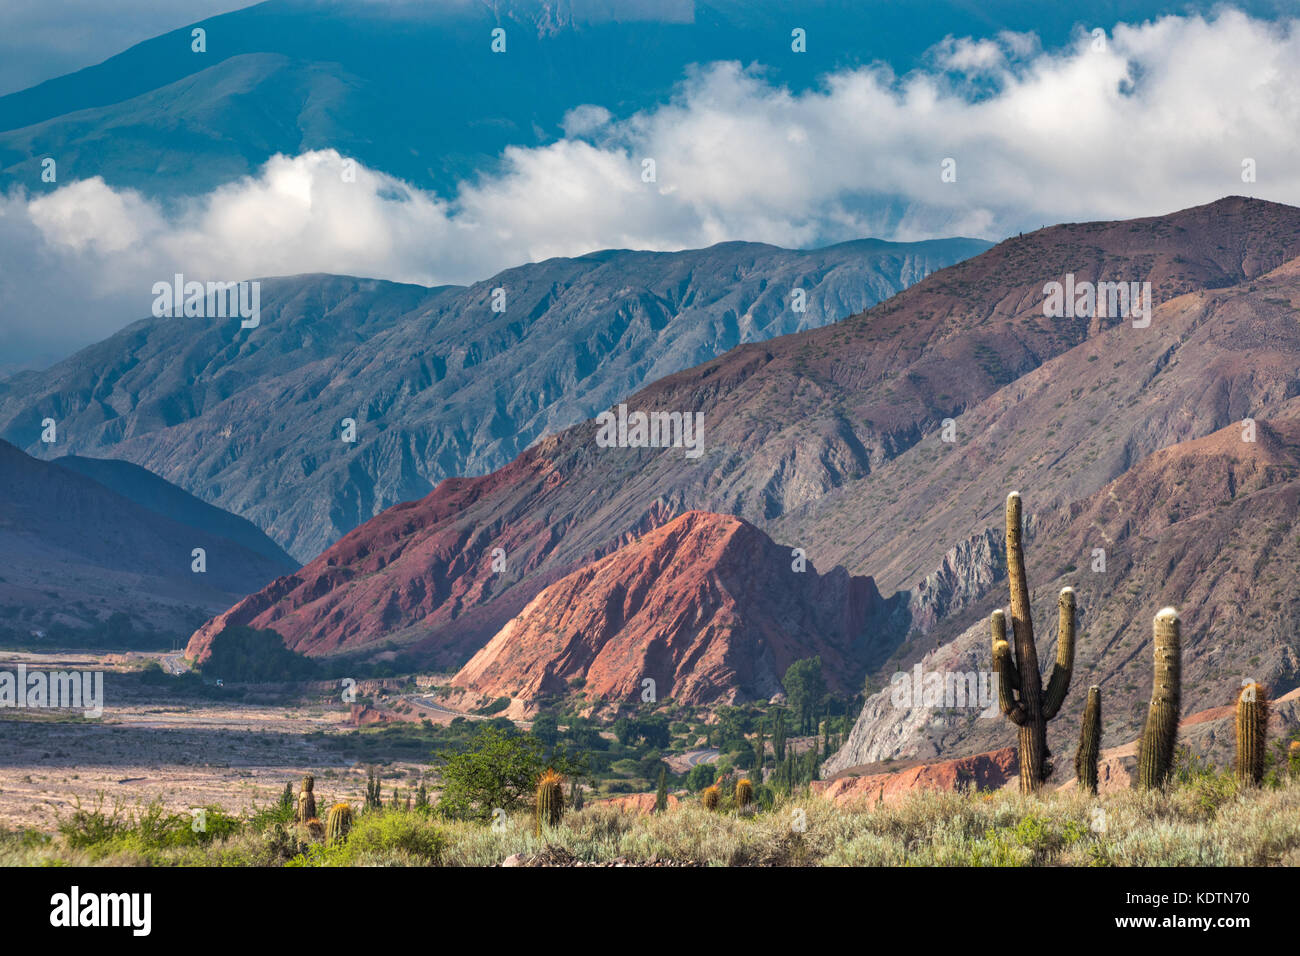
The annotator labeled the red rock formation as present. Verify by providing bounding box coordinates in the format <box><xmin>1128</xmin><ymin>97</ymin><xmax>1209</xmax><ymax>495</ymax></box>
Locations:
<box><xmin>816</xmin><ymin>747</ymin><xmax>1019</xmax><ymax>807</ymax></box>
<box><xmin>597</xmin><ymin>793</ymin><xmax>681</xmax><ymax>814</ymax></box>
<box><xmin>452</xmin><ymin>511</ymin><xmax>891</xmax><ymax>707</ymax></box>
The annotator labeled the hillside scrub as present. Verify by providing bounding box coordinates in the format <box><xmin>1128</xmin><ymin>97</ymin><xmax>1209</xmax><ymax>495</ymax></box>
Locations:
<box><xmin>5</xmin><ymin>771</ymin><xmax>1300</xmax><ymax>867</ymax></box>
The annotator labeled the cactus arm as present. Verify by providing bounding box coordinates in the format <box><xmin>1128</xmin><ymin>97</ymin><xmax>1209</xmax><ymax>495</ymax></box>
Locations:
<box><xmin>992</xmin><ymin>611</ymin><xmax>1026</xmax><ymax>724</ymax></box>
<box><xmin>1041</xmin><ymin>587</ymin><xmax>1077</xmax><ymax>720</ymax></box>
<box><xmin>990</xmin><ymin>609</ymin><xmax>1020</xmax><ymax>690</ymax></box>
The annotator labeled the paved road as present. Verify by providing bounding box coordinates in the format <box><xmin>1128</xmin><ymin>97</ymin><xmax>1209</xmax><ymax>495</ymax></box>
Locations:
<box><xmin>680</xmin><ymin>747</ymin><xmax>721</xmax><ymax>768</ymax></box>
<box><xmin>404</xmin><ymin>694</ymin><xmax>485</xmax><ymax>720</ymax></box>
<box><xmin>159</xmin><ymin>652</ymin><xmax>189</xmax><ymax>675</ymax></box>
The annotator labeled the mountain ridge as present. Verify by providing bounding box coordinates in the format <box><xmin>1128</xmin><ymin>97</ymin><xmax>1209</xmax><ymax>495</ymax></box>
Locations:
<box><xmin>0</xmin><ymin>236</ymin><xmax>986</xmax><ymax>559</ymax></box>
<box><xmin>184</xmin><ymin>198</ymin><xmax>1300</xmax><ymax>679</ymax></box>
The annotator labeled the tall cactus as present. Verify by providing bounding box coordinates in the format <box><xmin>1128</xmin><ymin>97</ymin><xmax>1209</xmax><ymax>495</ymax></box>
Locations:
<box><xmin>325</xmin><ymin>803</ymin><xmax>354</xmax><ymax>844</ymax></box>
<box><xmin>535</xmin><ymin>769</ymin><xmax>564</xmax><ymax>834</ymax></box>
<box><xmin>1074</xmin><ymin>686</ymin><xmax>1102</xmax><ymax>795</ymax></box>
<box><xmin>1235</xmin><ymin>683</ymin><xmax>1269</xmax><ymax>787</ymax></box>
<box><xmin>295</xmin><ymin>774</ymin><xmax>316</xmax><ymax>823</ymax></box>
<box><xmin>735</xmin><ymin>777</ymin><xmax>754</xmax><ymax>809</ymax></box>
<box><xmin>991</xmin><ymin>492</ymin><xmax>1077</xmax><ymax>793</ymax></box>
<box><xmin>1137</xmin><ymin>608</ymin><xmax>1181</xmax><ymax>790</ymax></box>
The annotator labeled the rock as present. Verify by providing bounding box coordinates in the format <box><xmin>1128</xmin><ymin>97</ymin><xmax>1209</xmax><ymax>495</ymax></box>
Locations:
<box><xmin>451</xmin><ymin>511</ymin><xmax>898</xmax><ymax>707</ymax></box>
<box><xmin>818</xmin><ymin>746</ymin><xmax>1018</xmax><ymax>807</ymax></box>
<box><xmin>597</xmin><ymin>792</ymin><xmax>680</xmax><ymax>814</ymax></box>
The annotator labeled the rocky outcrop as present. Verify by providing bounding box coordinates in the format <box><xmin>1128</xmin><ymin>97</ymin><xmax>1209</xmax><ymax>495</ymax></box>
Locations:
<box><xmin>907</xmin><ymin>528</ymin><xmax>1004</xmax><ymax>635</ymax></box>
<box><xmin>451</xmin><ymin>511</ymin><xmax>899</xmax><ymax>708</ymax></box>
<box><xmin>816</xmin><ymin>747</ymin><xmax>1018</xmax><ymax>807</ymax></box>
<box><xmin>597</xmin><ymin>793</ymin><xmax>682</xmax><ymax>814</ymax></box>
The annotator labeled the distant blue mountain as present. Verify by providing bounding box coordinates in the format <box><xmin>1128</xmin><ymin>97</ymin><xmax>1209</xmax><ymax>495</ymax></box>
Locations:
<box><xmin>52</xmin><ymin>454</ymin><xmax>297</xmax><ymax>569</ymax></box>
<box><xmin>0</xmin><ymin>0</ymin><xmax>1284</xmax><ymax>198</ymax></box>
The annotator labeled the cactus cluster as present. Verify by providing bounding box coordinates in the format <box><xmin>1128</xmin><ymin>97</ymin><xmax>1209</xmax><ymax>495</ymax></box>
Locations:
<box><xmin>325</xmin><ymin>803</ymin><xmax>354</xmax><ymax>845</ymax></box>
<box><xmin>1137</xmin><ymin>608</ymin><xmax>1181</xmax><ymax>790</ymax></box>
<box><xmin>1235</xmin><ymin>683</ymin><xmax>1269</xmax><ymax>787</ymax></box>
<box><xmin>991</xmin><ymin>492</ymin><xmax>1077</xmax><ymax>793</ymax></box>
<box><xmin>535</xmin><ymin>769</ymin><xmax>565</xmax><ymax>834</ymax></box>
<box><xmin>1074</xmin><ymin>686</ymin><xmax>1102</xmax><ymax>796</ymax></box>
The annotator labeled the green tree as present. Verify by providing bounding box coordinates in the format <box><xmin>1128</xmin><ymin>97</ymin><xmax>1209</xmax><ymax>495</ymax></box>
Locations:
<box><xmin>200</xmin><ymin>624</ymin><xmax>316</xmax><ymax>683</ymax></box>
<box><xmin>686</xmin><ymin>761</ymin><xmax>716</xmax><ymax>792</ymax></box>
<box><xmin>782</xmin><ymin>657</ymin><xmax>827</xmax><ymax>735</ymax></box>
<box><xmin>434</xmin><ymin>725</ymin><xmax>546</xmax><ymax>822</ymax></box>
<box><xmin>613</xmin><ymin>717</ymin><xmax>635</xmax><ymax>746</ymax></box>
<box><xmin>531</xmin><ymin>712</ymin><xmax>560</xmax><ymax>748</ymax></box>
<box><xmin>654</xmin><ymin>766</ymin><xmax>668</xmax><ymax>812</ymax></box>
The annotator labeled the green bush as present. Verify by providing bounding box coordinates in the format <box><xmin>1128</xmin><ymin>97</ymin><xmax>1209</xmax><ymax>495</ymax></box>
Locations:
<box><xmin>289</xmin><ymin>810</ymin><xmax>446</xmax><ymax>865</ymax></box>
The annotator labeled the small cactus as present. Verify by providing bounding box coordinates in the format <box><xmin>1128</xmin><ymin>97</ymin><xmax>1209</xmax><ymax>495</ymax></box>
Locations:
<box><xmin>535</xmin><ymin>769</ymin><xmax>564</xmax><ymax>834</ymax></box>
<box><xmin>325</xmin><ymin>803</ymin><xmax>354</xmax><ymax>844</ymax></box>
<box><xmin>1137</xmin><ymin>608</ymin><xmax>1181</xmax><ymax>790</ymax></box>
<box><xmin>1235</xmin><ymin>683</ymin><xmax>1269</xmax><ymax>787</ymax></box>
<box><xmin>701</xmin><ymin>784</ymin><xmax>720</xmax><ymax>811</ymax></box>
<box><xmin>295</xmin><ymin>774</ymin><xmax>317</xmax><ymax>823</ymax></box>
<box><xmin>304</xmin><ymin>817</ymin><xmax>325</xmax><ymax>841</ymax></box>
<box><xmin>1287</xmin><ymin>740</ymin><xmax>1300</xmax><ymax>776</ymax></box>
<box><xmin>1074</xmin><ymin>686</ymin><xmax>1101</xmax><ymax>796</ymax></box>
<box><xmin>735</xmin><ymin>777</ymin><xmax>754</xmax><ymax>808</ymax></box>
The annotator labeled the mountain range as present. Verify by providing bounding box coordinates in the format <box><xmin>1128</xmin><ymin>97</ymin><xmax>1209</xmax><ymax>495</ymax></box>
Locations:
<box><xmin>0</xmin><ymin>236</ymin><xmax>985</xmax><ymax>560</ymax></box>
<box><xmin>0</xmin><ymin>0</ymin><xmax>1247</xmax><ymax>200</ymax></box>
<box><xmin>182</xmin><ymin>196</ymin><xmax>1300</xmax><ymax>776</ymax></box>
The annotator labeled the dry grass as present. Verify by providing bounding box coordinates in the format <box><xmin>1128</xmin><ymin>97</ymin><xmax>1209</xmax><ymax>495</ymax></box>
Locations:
<box><xmin>4</xmin><ymin>771</ymin><xmax>1299</xmax><ymax>866</ymax></box>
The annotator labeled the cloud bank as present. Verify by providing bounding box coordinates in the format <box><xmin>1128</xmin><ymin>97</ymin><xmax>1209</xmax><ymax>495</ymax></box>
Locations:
<box><xmin>3</xmin><ymin>9</ymin><xmax>1300</xmax><ymax>365</ymax></box>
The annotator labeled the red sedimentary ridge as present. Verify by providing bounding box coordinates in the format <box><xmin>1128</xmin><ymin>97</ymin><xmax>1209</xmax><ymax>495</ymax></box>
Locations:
<box><xmin>452</xmin><ymin>510</ymin><xmax>889</xmax><ymax>707</ymax></box>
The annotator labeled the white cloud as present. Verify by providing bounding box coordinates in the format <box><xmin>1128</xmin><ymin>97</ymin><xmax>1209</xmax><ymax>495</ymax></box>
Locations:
<box><xmin>3</xmin><ymin>9</ymin><xmax>1300</xmax><ymax>364</ymax></box>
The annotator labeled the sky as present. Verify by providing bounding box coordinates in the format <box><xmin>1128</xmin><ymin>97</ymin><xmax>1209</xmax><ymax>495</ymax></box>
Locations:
<box><xmin>2</xmin><ymin>4</ymin><xmax>1299</xmax><ymax>368</ymax></box>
